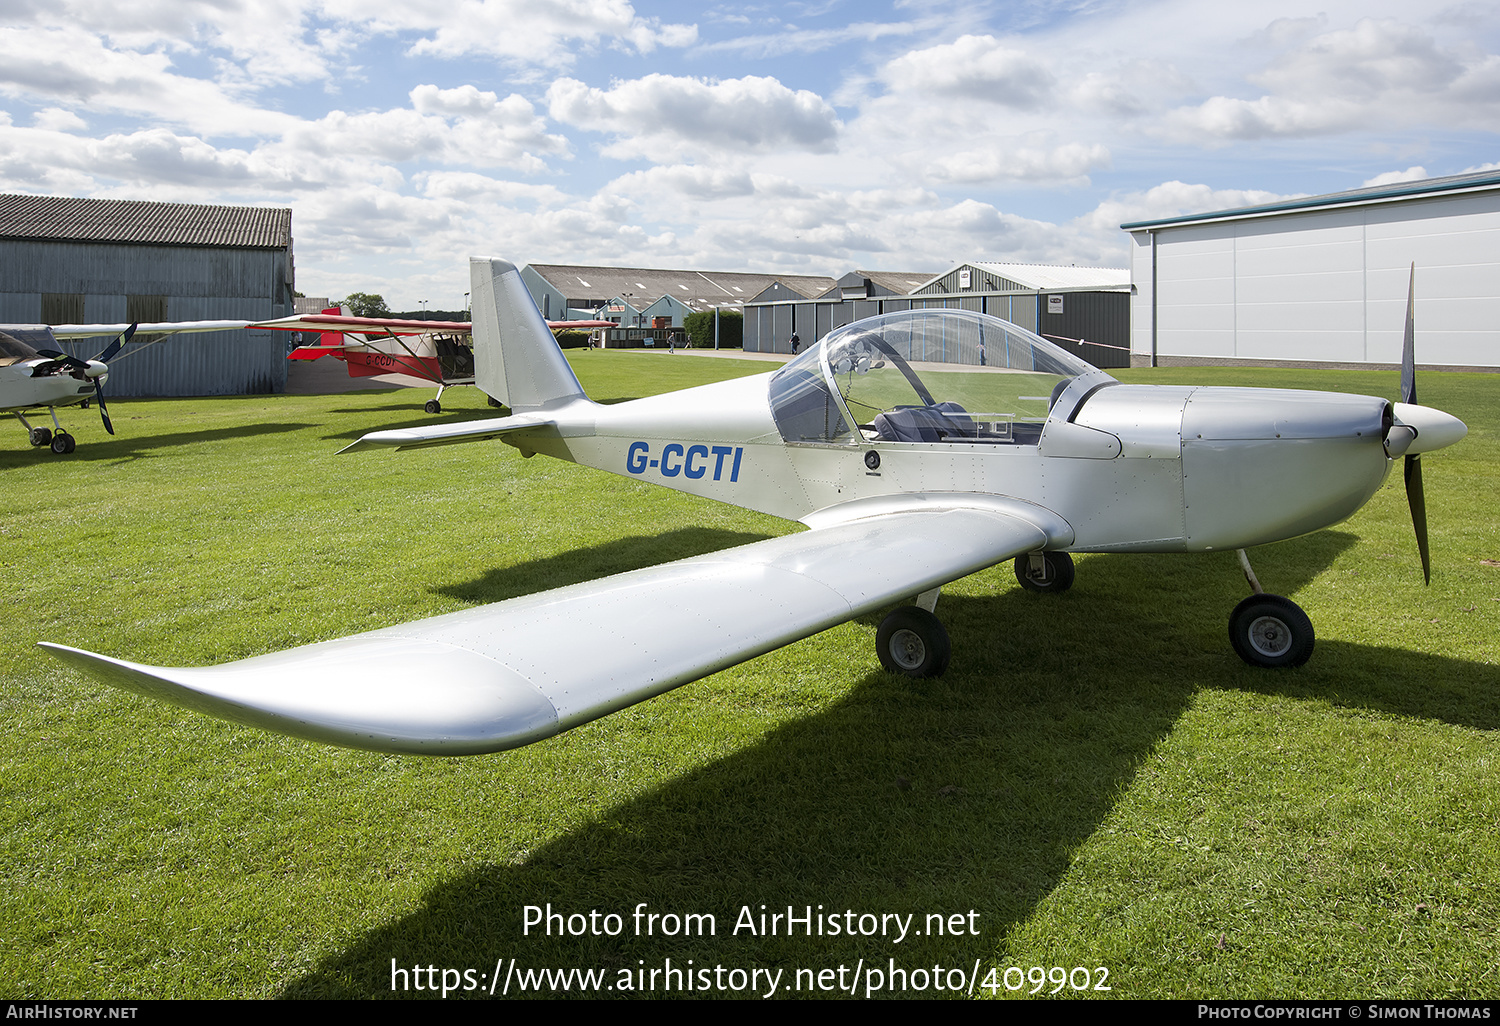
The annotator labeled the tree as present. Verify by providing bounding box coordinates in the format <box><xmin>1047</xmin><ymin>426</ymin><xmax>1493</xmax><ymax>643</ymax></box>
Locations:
<box><xmin>338</xmin><ymin>292</ymin><xmax>392</xmax><ymax>317</ymax></box>
<box><xmin>683</xmin><ymin>309</ymin><xmax>743</xmax><ymax>348</ymax></box>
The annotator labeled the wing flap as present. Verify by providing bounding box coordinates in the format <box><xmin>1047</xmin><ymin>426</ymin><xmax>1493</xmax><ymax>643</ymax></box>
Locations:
<box><xmin>42</xmin><ymin>507</ymin><xmax>1049</xmax><ymax>755</ymax></box>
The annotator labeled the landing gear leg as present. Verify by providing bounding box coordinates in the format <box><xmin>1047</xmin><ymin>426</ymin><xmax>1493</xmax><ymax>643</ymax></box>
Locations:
<box><xmin>1228</xmin><ymin>549</ymin><xmax>1314</xmax><ymax>668</ymax></box>
<box><xmin>18</xmin><ymin>413</ymin><xmax>51</xmax><ymax>447</ymax></box>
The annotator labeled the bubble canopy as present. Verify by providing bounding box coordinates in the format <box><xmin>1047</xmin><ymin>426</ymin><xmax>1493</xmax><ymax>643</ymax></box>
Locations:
<box><xmin>767</xmin><ymin>309</ymin><xmax>1111</xmax><ymax>445</ymax></box>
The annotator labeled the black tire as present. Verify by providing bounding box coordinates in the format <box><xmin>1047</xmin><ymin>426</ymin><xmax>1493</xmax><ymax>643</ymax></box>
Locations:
<box><xmin>50</xmin><ymin>433</ymin><xmax>73</xmax><ymax>454</ymax></box>
<box><xmin>488</xmin><ymin>395</ymin><xmax>504</xmax><ymax>408</ymax></box>
<box><xmin>29</xmin><ymin>427</ymin><xmax>51</xmax><ymax>447</ymax></box>
<box><xmin>424</xmin><ymin>399</ymin><xmax>442</xmax><ymax>414</ymax></box>
<box><xmin>1229</xmin><ymin>594</ymin><xmax>1315</xmax><ymax>668</ymax></box>
<box><xmin>1014</xmin><ymin>551</ymin><xmax>1075</xmax><ymax>593</ymax></box>
<box><xmin>876</xmin><ymin>607</ymin><xmax>952</xmax><ymax>677</ymax></box>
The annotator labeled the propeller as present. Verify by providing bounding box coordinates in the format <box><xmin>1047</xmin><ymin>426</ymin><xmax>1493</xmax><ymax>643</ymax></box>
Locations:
<box><xmin>33</xmin><ymin>324</ymin><xmax>134</xmax><ymax>436</ymax></box>
<box><xmin>87</xmin><ymin>323</ymin><xmax>134</xmax><ymax>436</ymax></box>
<box><xmin>1398</xmin><ymin>266</ymin><xmax>1429</xmax><ymax>584</ymax></box>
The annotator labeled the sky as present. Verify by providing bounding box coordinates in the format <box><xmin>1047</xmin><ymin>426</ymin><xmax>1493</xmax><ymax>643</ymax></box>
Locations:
<box><xmin>1</xmin><ymin>0</ymin><xmax>1496</xmax><ymax>310</ymax></box>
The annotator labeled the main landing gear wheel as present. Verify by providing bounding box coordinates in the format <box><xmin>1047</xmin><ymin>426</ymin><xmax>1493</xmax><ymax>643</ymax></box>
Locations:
<box><xmin>29</xmin><ymin>427</ymin><xmax>52</xmax><ymax>447</ymax></box>
<box><xmin>424</xmin><ymin>399</ymin><xmax>442</xmax><ymax>414</ymax></box>
<box><xmin>49</xmin><ymin>432</ymin><xmax>75</xmax><ymax>454</ymax></box>
<box><xmin>876</xmin><ymin>607</ymin><xmax>951</xmax><ymax>678</ymax></box>
<box><xmin>1229</xmin><ymin>594</ymin><xmax>1315</xmax><ymax>668</ymax></box>
<box><xmin>1014</xmin><ymin>551</ymin><xmax>1075</xmax><ymax>593</ymax></box>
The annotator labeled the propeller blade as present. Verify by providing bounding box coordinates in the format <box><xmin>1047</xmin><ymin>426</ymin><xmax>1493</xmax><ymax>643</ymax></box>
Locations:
<box><xmin>1398</xmin><ymin>265</ymin><xmax>1429</xmax><ymax>584</ymax></box>
<box><xmin>1400</xmin><ymin>263</ymin><xmax>1416</xmax><ymax>406</ymax></box>
<box><xmin>95</xmin><ymin>380</ymin><xmax>114</xmax><ymax>436</ymax></box>
<box><xmin>1405</xmin><ymin>453</ymin><xmax>1429</xmax><ymax>585</ymax></box>
<box><xmin>93</xmin><ymin>323</ymin><xmax>136</xmax><ymax>364</ymax></box>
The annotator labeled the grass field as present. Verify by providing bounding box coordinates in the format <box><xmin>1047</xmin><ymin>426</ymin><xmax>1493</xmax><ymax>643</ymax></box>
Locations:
<box><xmin>2</xmin><ymin>351</ymin><xmax>1496</xmax><ymax>1000</ymax></box>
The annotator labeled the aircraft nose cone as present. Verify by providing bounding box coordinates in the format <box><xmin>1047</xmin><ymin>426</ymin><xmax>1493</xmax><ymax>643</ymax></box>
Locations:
<box><xmin>84</xmin><ymin>360</ymin><xmax>108</xmax><ymax>380</ymax></box>
<box><xmin>1392</xmin><ymin>402</ymin><xmax>1467</xmax><ymax>454</ymax></box>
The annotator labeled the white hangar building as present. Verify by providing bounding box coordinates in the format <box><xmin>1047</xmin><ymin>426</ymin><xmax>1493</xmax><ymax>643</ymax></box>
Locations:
<box><xmin>1122</xmin><ymin>169</ymin><xmax>1500</xmax><ymax>370</ymax></box>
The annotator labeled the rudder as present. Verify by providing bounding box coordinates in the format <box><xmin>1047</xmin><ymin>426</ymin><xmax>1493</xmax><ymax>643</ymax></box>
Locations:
<box><xmin>471</xmin><ymin>257</ymin><xmax>588</xmax><ymax>411</ymax></box>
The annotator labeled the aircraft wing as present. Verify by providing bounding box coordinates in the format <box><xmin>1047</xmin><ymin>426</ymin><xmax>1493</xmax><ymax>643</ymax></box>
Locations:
<box><xmin>11</xmin><ymin>315</ymin><xmax>610</xmax><ymax>341</ymax></box>
<box><xmin>40</xmin><ymin>497</ymin><xmax>1061</xmax><ymax>755</ymax></box>
<box><xmin>13</xmin><ymin>320</ymin><xmax>255</xmax><ymax>339</ymax></box>
<box><xmin>255</xmin><ymin>315</ymin><xmax>612</xmax><ymax>334</ymax></box>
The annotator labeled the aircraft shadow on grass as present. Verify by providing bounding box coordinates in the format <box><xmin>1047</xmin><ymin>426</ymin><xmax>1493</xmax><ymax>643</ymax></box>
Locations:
<box><xmin>277</xmin><ymin>528</ymin><xmax>1496</xmax><ymax>999</ymax></box>
<box><xmin>433</xmin><ymin>527</ymin><xmax>778</xmax><ymax>606</ymax></box>
<box><xmin>0</xmin><ymin>422</ymin><xmax>315</xmax><ymax>467</ymax></box>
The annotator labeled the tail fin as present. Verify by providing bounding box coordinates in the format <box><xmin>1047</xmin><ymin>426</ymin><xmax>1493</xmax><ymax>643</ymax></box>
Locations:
<box><xmin>471</xmin><ymin>257</ymin><xmax>587</xmax><ymax>411</ymax></box>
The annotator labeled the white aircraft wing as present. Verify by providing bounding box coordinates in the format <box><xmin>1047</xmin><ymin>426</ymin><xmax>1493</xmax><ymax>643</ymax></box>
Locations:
<box><xmin>12</xmin><ymin>320</ymin><xmax>254</xmax><ymax>339</ymax></box>
<box><xmin>40</xmin><ymin>498</ymin><xmax>1061</xmax><ymax>755</ymax></box>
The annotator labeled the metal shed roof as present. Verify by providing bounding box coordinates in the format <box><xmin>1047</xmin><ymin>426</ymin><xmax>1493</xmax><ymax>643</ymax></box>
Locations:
<box><xmin>0</xmin><ymin>194</ymin><xmax>292</xmax><ymax>249</ymax></box>
<box><xmin>917</xmin><ymin>261</ymin><xmax>1130</xmax><ymax>293</ymax></box>
<box><xmin>1120</xmin><ymin>168</ymin><xmax>1500</xmax><ymax>231</ymax></box>
<box><xmin>526</xmin><ymin>263</ymin><xmax>836</xmax><ymax>309</ymax></box>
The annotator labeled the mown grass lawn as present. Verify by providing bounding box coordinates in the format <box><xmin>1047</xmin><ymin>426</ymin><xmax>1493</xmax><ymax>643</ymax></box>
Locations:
<box><xmin>2</xmin><ymin>352</ymin><xmax>1496</xmax><ymax>999</ymax></box>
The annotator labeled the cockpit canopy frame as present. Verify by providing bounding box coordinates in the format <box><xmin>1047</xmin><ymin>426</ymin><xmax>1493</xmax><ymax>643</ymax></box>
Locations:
<box><xmin>767</xmin><ymin>309</ymin><xmax>1111</xmax><ymax>446</ymax></box>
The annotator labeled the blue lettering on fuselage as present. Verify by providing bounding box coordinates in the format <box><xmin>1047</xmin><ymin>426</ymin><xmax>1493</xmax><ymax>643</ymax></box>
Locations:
<box><xmin>626</xmin><ymin>441</ymin><xmax>743</xmax><ymax>482</ymax></box>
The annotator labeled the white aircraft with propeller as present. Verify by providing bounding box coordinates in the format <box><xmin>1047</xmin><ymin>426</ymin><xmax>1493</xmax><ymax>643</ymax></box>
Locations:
<box><xmin>0</xmin><ymin>324</ymin><xmax>134</xmax><ymax>453</ymax></box>
<box><xmin>42</xmin><ymin>258</ymin><xmax>1466</xmax><ymax>755</ymax></box>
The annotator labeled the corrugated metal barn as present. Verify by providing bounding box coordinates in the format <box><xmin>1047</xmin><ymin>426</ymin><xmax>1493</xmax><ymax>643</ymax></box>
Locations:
<box><xmin>521</xmin><ymin>263</ymin><xmax>836</xmax><ymax>327</ymax></box>
<box><xmin>1123</xmin><ymin>170</ymin><xmax>1500</xmax><ymax>370</ymax></box>
<box><xmin>745</xmin><ymin>262</ymin><xmax>1131</xmax><ymax>369</ymax></box>
<box><xmin>743</xmin><ymin>270</ymin><xmax>932</xmax><ymax>354</ymax></box>
<box><xmin>0</xmin><ymin>194</ymin><xmax>295</xmax><ymax>395</ymax></box>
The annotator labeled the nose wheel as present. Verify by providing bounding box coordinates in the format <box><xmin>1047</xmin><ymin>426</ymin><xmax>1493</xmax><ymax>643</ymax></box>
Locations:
<box><xmin>1228</xmin><ymin>550</ymin><xmax>1314</xmax><ymax>667</ymax></box>
<box><xmin>1229</xmin><ymin>594</ymin><xmax>1314</xmax><ymax>668</ymax></box>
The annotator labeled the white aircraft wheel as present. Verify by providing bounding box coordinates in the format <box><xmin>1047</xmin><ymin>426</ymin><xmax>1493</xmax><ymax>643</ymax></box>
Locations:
<box><xmin>1014</xmin><ymin>551</ymin><xmax>1075</xmax><ymax>593</ymax></box>
<box><xmin>424</xmin><ymin>399</ymin><xmax>442</xmax><ymax>414</ymax></box>
<box><xmin>29</xmin><ymin>427</ymin><xmax>52</xmax><ymax>447</ymax></box>
<box><xmin>1229</xmin><ymin>594</ymin><xmax>1315</xmax><ymax>668</ymax></box>
<box><xmin>876</xmin><ymin>607</ymin><xmax>951</xmax><ymax>678</ymax></box>
<box><xmin>50</xmin><ymin>433</ymin><xmax>75</xmax><ymax>455</ymax></box>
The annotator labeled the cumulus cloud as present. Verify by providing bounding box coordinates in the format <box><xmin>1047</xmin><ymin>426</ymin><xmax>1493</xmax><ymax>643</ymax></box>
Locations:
<box><xmin>0</xmin><ymin>24</ymin><xmax>298</xmax><ymax>136</ymax></box>
<box><xmin>879</xmin><ymin>35</ymin><xmax>1056</xmax><ymax>110</ymax></box>
<box><xmin>1362</xmin><ymin>166</ymin><xmax>1431</xmax><ymax>186</ymax></box>
<box><xmin>547</xmin><ymin>74</ymin><xmax>841</xmax><ymax>158</ymax></box>
<box><xmin>1076</xmin><ymin>181</ymin><xmax>1297</xmax><ymax>238</ymax></box>
<box><xmin>349</xmin><ymin>0</ymin><xmax>697</xmax><ymax>66</ymax></box>
<box><xmin>1162</xmin><ymin>18</ymin><xmax>1500</xmax><ymax>141</ymax></box>
<box><xmin>919</xmin><ymin>141</ymin><xmax>1112</xmax><ymax>186</ymax></box>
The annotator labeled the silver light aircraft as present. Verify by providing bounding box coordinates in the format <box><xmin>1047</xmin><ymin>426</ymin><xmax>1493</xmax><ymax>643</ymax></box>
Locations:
<box><xmin>0</xmin><ymin>325</ymin><xmax>133</xmax><ymax>453</ymax></box>
<box><xmin>42</xmin><ymin>258</ymin><xmax>1467</xmax><ymax>755</ymax></box>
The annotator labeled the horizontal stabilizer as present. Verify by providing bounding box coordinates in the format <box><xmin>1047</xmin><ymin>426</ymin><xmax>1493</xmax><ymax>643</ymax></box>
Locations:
<box><xmin>42</xmin><ymin>504</ymin><xmax>1053</xmax><ymax>755</ymax></box>
<box><xmin>338</xmin><ymin>409</ymin><xmax>578</xmax><ymax>453</ymax></box>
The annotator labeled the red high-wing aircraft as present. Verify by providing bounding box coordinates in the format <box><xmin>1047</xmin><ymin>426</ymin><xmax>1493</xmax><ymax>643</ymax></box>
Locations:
<box><xmin>273</xmin><ymin>311</ymin><xmax>614</xmax><ymax>413</ymax></box>
<box><xmin>22</xmin><ymin>311</ymin><xmax>615</xmax><ymax>414</ymax></box>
